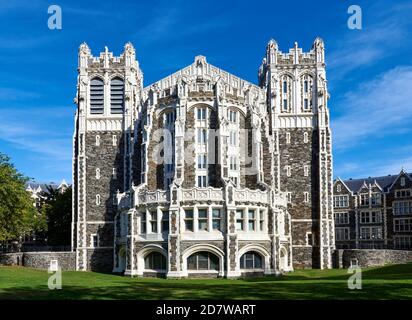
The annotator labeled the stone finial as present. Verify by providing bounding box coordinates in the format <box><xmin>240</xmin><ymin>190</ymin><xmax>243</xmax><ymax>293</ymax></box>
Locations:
<box><xmin>123</xmin><ymin>42</ymin><xmax>137</xmax><ymax>67</ymax></box>
<box><xmin>78</xmin><ymin>42</ymin><xmax>91</xmax><ymax>68</ymax></box>
<box><xmin>194</xmin><ymin>55</ymin><xmax>207</xmax><ymax>64</ymax></box>
<box><xmin>124</xmin><ymin>42</ymin><xmax>135</xmax><ymax>53</ymax></box>
<box><xmin>267</xmin><ymin>38</ymin><xmax>278</xmax><ymax>50</ymax></box>
<box><xmin>266</xmin><ymin>39</ymin><xmax>278</xmax><ymax>64</ymax></box>
<box><xmin>79</xmin><ymin>42</ymin><xmax>91</xmax><ymax>54</ymax></box>
<box><xmin>313</xmin><ymin>37</ymin><xmax>325</xmax><ymax>63</ymax></box>
<box><xmin>293</xmin><ymin>41</ymin><xmax>299</xmax><ymax>64</ymax></box>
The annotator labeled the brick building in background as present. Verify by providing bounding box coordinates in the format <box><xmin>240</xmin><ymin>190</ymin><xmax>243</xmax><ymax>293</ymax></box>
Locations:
<box><xmin>333</xmin><ymin>170</ymin><xmax>412</xmax><ymax>250</ymax></box>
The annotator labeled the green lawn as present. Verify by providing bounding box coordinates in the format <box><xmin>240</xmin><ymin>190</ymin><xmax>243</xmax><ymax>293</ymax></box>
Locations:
<box><xmin>0</xmin><ymin>263</ymin><xmax>411</xmax><ymax>300</ymax></box>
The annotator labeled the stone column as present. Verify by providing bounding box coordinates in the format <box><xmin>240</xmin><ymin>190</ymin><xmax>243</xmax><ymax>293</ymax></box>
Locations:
<box><xmin>226</xmin><ymin>208</ymin><xmax>240</xmax><ymax>278</ymax></box>
<box><xmin>167</xmin><ymin>208</ymin><xmax>182</xmax><ymax>278</ymax></box>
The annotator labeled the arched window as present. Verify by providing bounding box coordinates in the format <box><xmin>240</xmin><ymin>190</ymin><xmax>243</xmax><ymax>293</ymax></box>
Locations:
<box><xmin>90</xmin><ymin>78</ymin><xmax>104</xmax><ymax>114</ymax></box>
<box><xmin>95</xmin><ymin>135</ymin><xmax>100</xmax><ymax>146</ymax></box>
<box><xmin>301</xmin><ymin>74</ymin><xmax>313</xmax><ymax>112</ymax></box>
<box><xmin>110</xmin><ymin>77</ymin><xmax>124</xmax><ymax>114</ymax></box>
<box><xmin>96</xmin><ymin>194</ymin><xmax>101</xmax><ymax>206</ymax></box>
<box><xmin>280</xmin><ymin>75</ymin><xmax>292</xmax><ymax>112</ymax></box>
<box><xmin>95</xmin><ymin>168</ymin><xmax>100</xmax><ymax>180</ymax></box>
<box><xmin>144</xmin><ymin>252</ymin><xmax>166</xmax><ymax>270</ymax></box>
<box><xmin>187</xmin><ymin>251</ymin><xmax>219</xmax><ymax>271</ymax></box>
<box><xmin>240</xmin><ymin>251</ymin><xmax>263</xmax><ymax>269</ymax></box>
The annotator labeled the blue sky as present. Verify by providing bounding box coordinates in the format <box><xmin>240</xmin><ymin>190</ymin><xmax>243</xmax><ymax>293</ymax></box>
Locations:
<box><xmin>0</xmin><ymin>0</ymin><xmax>411</xmax><ymax>183</ymax></box>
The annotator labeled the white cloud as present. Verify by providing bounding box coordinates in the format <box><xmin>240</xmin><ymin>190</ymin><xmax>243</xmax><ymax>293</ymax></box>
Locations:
<box><xmin>328</xmin><ymin>1</ymin><xmax>412</xmax><ymax>81</ymax></box>
<box><xmin>332</xmin><ymin>65</ymin><xmax>412</xmax><ymax>148</ymax></box>
<box><xmin>337</xmin><ymin>154</ymin><xmax>412</xmax><ymax>179</ymax></box>
<box><xmin>0</xmin><ymin>107</ymin><xmax>72</xmax><ymax>161</ymax></box>
<box><xmin>133</xmin><ymin>1</ymin><xmax>230</xmax><ymax>45</ymax></box>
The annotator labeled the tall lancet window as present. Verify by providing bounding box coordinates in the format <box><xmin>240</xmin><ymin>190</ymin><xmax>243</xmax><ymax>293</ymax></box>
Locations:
<box><xmin>301</xmin><ymin>74</ymin><xmax>313</xmax><ymax>112</ymax></box>
<box><xmin>280</xmin><ymin>75</ymin><xmax>292</xmax><ymax>113</ymax></box>
<box><xmin>110</xmin><ymin>77</ymin><xmax>124</xmax><ymax>114</ymax></box>
<box><xmin>90</xmin><ymin>78</ymin><xmax>104</xmax><ymax>114</ymax></box>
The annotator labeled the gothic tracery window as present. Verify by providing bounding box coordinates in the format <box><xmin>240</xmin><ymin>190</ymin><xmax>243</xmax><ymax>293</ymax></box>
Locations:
<box><xmin>280</xmin><ymin>74</ymin><xmax>293</xmax><ymax>113</ymax></box>
<box><xmin>300</xmin><ymin>74</ymin><xmax>313</xmax><ymax>112</ymax></box>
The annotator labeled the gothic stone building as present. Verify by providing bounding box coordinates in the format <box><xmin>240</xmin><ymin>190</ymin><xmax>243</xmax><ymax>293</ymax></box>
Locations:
<box><xmin>72</xmin><ymin>38</ymin><xmax>334</xmax><ymax>277</ymax></box>
<box><xmin>333</xmin><ymin>170</ymin><xmax>412</xmax><ymax>250</ymax></box>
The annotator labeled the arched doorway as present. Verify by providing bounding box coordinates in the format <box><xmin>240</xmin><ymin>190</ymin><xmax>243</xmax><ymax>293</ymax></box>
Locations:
<box><xmin>280</xmin><ymin>247</ymin><xmax>288</xmax><ymax>271</ymax></box>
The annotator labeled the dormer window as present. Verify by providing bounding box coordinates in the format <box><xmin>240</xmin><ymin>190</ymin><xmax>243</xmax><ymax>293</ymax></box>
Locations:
<box><xmin>401</xmin><ymin>177</ymin><xmax>406</xmax><ymax>187</ymax></box>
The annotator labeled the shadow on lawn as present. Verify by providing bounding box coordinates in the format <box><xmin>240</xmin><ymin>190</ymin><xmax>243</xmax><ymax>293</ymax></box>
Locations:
<box><xmin>0</xmin><ymin>263</ymin><xmax>411</xmax><ymax>300</ymax></box>
<box><xmin>1</xmin><ymin>278</ymin><xmax>412</xmax><ymax>300</ymax></box>
<box><xmin>244</xmin><ymin>263</ymin><xmax>412</xmax><ymax>282</ymax></box>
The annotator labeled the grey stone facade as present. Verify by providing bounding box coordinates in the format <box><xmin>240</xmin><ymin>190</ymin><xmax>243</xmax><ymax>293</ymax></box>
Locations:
<box><xmin>73</xmin><ymin>39</ymin><xmax>334</xmax><ymax>276</ymax></box>
<box><xmin>334</xmin><ymin>249</ymin><xmax>412</xmax><ymax>268</ymax></box>
<box><xmin>0</xmin><ymin>252</ymin><xmax>75</xmax><ymax>271</ymax></box>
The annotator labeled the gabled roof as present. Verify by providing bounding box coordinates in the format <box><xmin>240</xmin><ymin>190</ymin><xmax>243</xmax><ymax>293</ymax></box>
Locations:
<box><xmin>144</xmin><ymin>55</ymin><xmax>261</xmax><ymax>92</ymax></box>
<box><xmin>338</xmin><ymin>171</ymin><xmax>412</xmax><ymax>193</ymax></box>
<box><xmin>25</xmin><ymin>180</ymin><xmax>70</xmax><ymax>194</ymax></box>
<box><xmin>387</xmin><ymin>169</ymin><xmax>412</xmax><ymax>191</ymax></box>
<box><xmin>333</xmin><ymin>177</ymin><xmax>353</xmax><ymax>194</ymax></box>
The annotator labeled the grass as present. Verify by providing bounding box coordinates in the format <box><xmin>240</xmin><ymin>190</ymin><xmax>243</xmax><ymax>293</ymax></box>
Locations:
<box><xmin>0</xmin><ymin>263</ymin><xmax>411</xmax><ymax>300</ymax></box>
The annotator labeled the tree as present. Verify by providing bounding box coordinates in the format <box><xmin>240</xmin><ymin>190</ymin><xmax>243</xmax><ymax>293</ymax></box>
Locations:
<box><xmin>41</xmin><ymin>185</ymin><xmax>72</xmax><ymax>246</ymax></box>
<box><xmin>0</xmin><ymin>153</ymin><xmax>37</xmax><ymax>243</ymax></box>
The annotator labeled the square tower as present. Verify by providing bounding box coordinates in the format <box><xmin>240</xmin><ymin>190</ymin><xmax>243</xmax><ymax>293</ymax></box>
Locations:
<box><xmin>72</xmin><ymin>43</ymin><xmax>142</xmax><ymax>272</ymax></box>
<box><xmin>258</xmin><ymin>38</ymin><xmax>334</xmax><ymax>269</ymax></box>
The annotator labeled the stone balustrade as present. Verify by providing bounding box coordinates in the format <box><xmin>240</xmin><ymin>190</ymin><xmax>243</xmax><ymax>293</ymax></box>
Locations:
<box><xmin>233</xmin><ymin>187</ymin><xmax>269</xmax><ymax>204</ymax></box>
<box><xmin>181</xmin><ymin>187</ymin><xmax>224</xmax><ymax>202</ymax></box>
<box><xmin>135</xmin><ymin>189</ymin><xmax>169</xmax><ymax>206</ymax></box>
<box><xmin>124</xmin><ymin>186</ymin><xmax>287</xmax><ymax>208</ymax></box>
